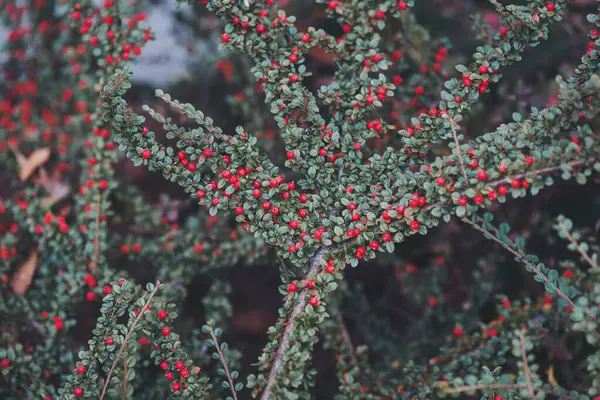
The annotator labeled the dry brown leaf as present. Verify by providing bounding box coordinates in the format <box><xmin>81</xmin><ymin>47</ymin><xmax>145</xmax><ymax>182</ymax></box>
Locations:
<box><xmin>35</xmin><ymin>168</ymin><xmax>71</xmax><ymax>206</ymax></box>
<box><xmin>19</xmin><ymin>148</ymin><xmax>51</xmax><ymax>181</ymax></box>
<box><xmin>11</xmin><ymin>250</ymin><xmax>38</xmax><ymax>295</ymax></box>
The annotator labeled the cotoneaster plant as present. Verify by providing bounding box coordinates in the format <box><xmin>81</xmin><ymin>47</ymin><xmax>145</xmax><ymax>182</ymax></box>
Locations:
<box><xmin>1</xmin><ymin>0</ymin><xmax>600</xmax><ymax>399</ymax></box>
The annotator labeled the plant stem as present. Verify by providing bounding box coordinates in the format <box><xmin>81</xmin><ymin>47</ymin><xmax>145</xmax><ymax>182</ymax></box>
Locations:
<box><xmin>99</xmin><ymin>281</ymin><xmax>160</xmax><ymax>400</ymax></box>
<box><xmin>207</xmin><ymin>323</ymin><xmax>238</xmax><ymax>400</ymax></box>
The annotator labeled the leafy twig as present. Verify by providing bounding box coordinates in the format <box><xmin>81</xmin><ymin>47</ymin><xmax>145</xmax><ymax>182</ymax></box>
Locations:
<box><xmin>449</xmin><ymin>117</ymin><xmax>469</xmax><ymax>183</ymax></box>
<box><xmin>207</xmin><ymin>322</ymin><xmax>238</xmax><ymax>400</ymax></box>
<box><xmin>260</xmin><ymin>248</ymin><xmax>327</xmax><ymax>400</ymax></box>
<box><xmin>519</xmin><ymin>330</ymin><xmax>535</xmax><ymax>399</ymax></box>
<box><xmin>99</xmin><ymin>281</ymin><xmax>161</xmax><ymax>400</ymax></box>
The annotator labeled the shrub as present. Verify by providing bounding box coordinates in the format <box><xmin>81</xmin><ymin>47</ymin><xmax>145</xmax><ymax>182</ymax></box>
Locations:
<box><xmin>1</xmin><ymin>0</ymin><xmax>600</xmax><ymax>399</ymax></box>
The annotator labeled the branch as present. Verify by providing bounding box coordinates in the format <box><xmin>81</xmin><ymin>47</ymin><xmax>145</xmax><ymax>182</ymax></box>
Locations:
<box><xmin>89</xmin><ymin>198</ymin><xmax>101</xmax><ymax>272</ymax></box>
<box><xmin>99</xmin><ymin>281</ymin><xmax>161</xmax><ymax>400</ymax></box>
<box><xmin>519</xmin><ymin>331</ymin><xmax>535</xmax><ymax>399</ymax></box>
<box><xmin>557</xmin><ymin>219</ymin><xmax>599</xmax><ymax>269</ymax></box>
<box><xmin>463</xmin><ymin>217</ymin><xmax>600</xmax><ymax>338</ymax></box>
<box><xmin>449</xmin><ymin>117</ymin><xmax>469</xmax><ymax>184</ymax></box>
<box><xmin>441</xmin><ymin>383</ymin><xmax>527</xmax><ymax>394</ymax></box>
<box><xmin>259</xmin><ymin>248</ymin><xmax>327</xmax><ymax>400</ymax></box>
<box><xmin>207</xmin><ymin>323</ymin><xmax>238</xmax><ymax>400</ymax></box>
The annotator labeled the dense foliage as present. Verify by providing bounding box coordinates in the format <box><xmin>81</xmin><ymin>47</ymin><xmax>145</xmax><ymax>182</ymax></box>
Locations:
<box><xmin>1</xmin><ymin>0</ymin><xmax>600</xmax><ymax>399</ymax></box>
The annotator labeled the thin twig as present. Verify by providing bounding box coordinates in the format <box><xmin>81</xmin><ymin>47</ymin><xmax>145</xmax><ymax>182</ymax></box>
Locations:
<box><xmin>519</xmin><ymin>331</ymin><xmax>536</xmax><ymax>399</ymax></box>
<box><xmin>260</xmin><ymin>248</ymin><xmax>327</xmax><ymax>400</ymax></box>
<box><xmin>207</xmin><ymin>323</ymin><xmax>238</xmax><ymax>400</ymax></box>
<box><xmin>557</xmin><ymin>219</ymin><xmax>599</xmax><ymax>269</ymax></box>
<box><xmin>89</xmin><ymin>198</ymin><xmax>101</xmax><ymax>272</ymax></box>
<box><xmin>441</xmin><ymin>383</ymin><xmax>527</xmax><ymax>394</ymax></box>
<box><xmin>463</xmin><ymin>217</ymin><xmax>600</xmax><ymax>338</ymax></box>
<box><xmin>122</xmin><ymin>343</ymin><xmax>128</xmax><ymax>400</ymax></box>
<box><xmin>337</xmin><ymin>315</ymin><xmax>358</xmax><ymax>366</ymax></box>
<box><xmin>449</xmin><ymin>117</ymin><xmax>469</xmax><ymax>183</ymax></box>
<box><xmin>99</xmin><ymin>281</ymin><xmax>161</xmax><ymax>400</ymax></box>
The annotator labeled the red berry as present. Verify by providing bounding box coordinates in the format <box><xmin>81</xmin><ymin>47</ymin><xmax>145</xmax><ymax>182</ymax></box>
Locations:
<box><xmin>1</xmin><ymin>359</ymin><xmax>9</xmax><ymax>368</ymax></box>
<box><xmin>256</xmin><ymin>24</ymin><xmax>265</xmax><ymax>33</ymax></box>
<box><xmin>105</xmin><ymin>337</ymin><xmax>114</xmax><ymax>345</ymax></box>
<box><xmin>479</xmin><ymin>65</ymin><xmax>488</xmax><ymax>74</ymax></box>
<box><xmin>162</xmin><ymin>327</ymin><xmax>171</xmax><ymax>336</ymax></box>
<box><xmin>287</xmin><ymin>283</ymin><xmax>297</xmax><ymax>293</ymax></box>
<box><xmin>286</xmin><ymin>151</ymin><xmax>295</xmax><ymax>159</ymax></box>
<box><xmin>141</xmin><ymin>149</ymin><xmax>151</xmax><ymax>159</ymax></box>
<box><xmin>175</xmin><ymin>361</ymin><xmax>185</xmax><ymax>370</ymax></box>
<box><xmin>309</xmin><ymin>297</ymin><xmax>319</xmax><ymax>306</ymax></box>
<box><xmin>409</xmin><ymin>220</ymin><xmax>420</xmax><ymax>232</ymax></box>
<box><xmin>453</xmin><ymin>327</ymin><xmax>463</xmax><ymax>337</ymax></box>
<box><xmin>397</xmin><ymin>1</ymin><xmax>407</xmax><ymax>10</ymax></box>
<box><xmin>74</xmin><ymin>388</ymin><xmax>83</xmax><ymax>397</ymax></box>
<box><xmin>172</xmin><ymin>383</ymin><xmax>181</xmax><ymax>391</ymax></box>
<box><xmin>160</xmin><ymin>361</ymin><xmax>169</xmax><ymax>370</ymax></box>
<box><xmin>329</xmin><ymin>0</ymin><xmax>339</xmax><ymax>9</ymax></box>
<box><xmin>158</xmin><ymin>310</ymin><xmax>167</xmax><ymax>319</ymax></box>
<box><xmin>476</xmin><ymin>170</ymin><xmax>488</xmax><ymax>181</ymax></box>
<box><xmin>77</xmin><ymin>365</ymin><xmax>86</xmax><ymax>374</ymax></box>
<box><xmin>221</xmin><ymin>33</ymin><xmax>230</xmax><ymax>42</ymax></box>
<box><xmin>546</xmin><ymin>3</ymin><xmax>555</xmax><ymax>11</ymax></box>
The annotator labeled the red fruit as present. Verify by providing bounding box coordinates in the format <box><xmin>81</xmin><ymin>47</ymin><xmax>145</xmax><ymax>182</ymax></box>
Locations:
<box><xmin>329</xmin><ymin>0</ymin><xmax>339</xmax><ymax>9</ymax></box>
<box><xmin>382</xmin><ymin>232</ymin><xmax>392</xmax><ymax>242</ymax></box>
<box><xmin>105</xmin><ymin>337</ymin><xmax>114</xmax><ymax>345</ymax></box>
<box><xmin>180</xmin><ymin>368</ymin><xmax>189</xmax><ymax>377</ymax></box>
<box><xmin>74</xmin><ymin>388</ymin><xmax>83</xmax><ymax>397</ymax></box>
<box><xmin>141</xmin><ymin>149</ymin><xmax>151</xmax><ymax>159</ymax></box>
<box><xmin>175</xmin><ymin>361</ymin><xmax>184</xmax><ymax>370</ymax></box>
<box><xmin>1</xmin><ymin>359</ymin><xmax>9</xmax><ymax>368</ymax></box>
<box><xmin>458</xmin><ymin>197</ymin><xmax>468</xmax><ymax>206</ymax></box>
<box><xmin>397</xmin><ymin>1</ymin><xmax>407</xmax><ymax>10</ymax></box>
<box><xmin>476</xmin><ymin>170</ymin><xmax>488</xmax><ymax>180</ymax></box>
<box><xmin>287</xmin><ymin>283</ymin><xmax>297</xmax><ymax>293</ymax></box>
<box><xmin>162</xmin><ymin>327</ymin><xmax>171</xmax><ymax>336</ymax></box>
<box><xmin>286</xmin><ymin>151</ymin><xmax>295</xmax><ymax>159</ymax></box>
<box><xmin>563</xmin><ymin>269</ymin><xmax>573</xmax><ymax>278</ymax></box>
<box><xmin>235</xmin><ymin>206</ymin><xmax>244</xmax><ymax>215</ymax></box>
<box><xmin>160</xmin><ymin>361</ymin><xmax>169</xmax><ymax>370</ymax></box>
<box><xmin>369</xmin><ymin>241</ymin><xmax>379</xmax><ymax>250</ymax></box>
<box><xmin>309</xmin><ymin>297</ymin><xmax>319</xmax><ymax>306</ymax></box>
<box><xmin>479</xmin><ymin>65</ymin><xmax>488</xmax><ymax>74</ymax></box>
<box><xmin>157</xmin><ymin>310</ymin><xmax>167</xmax><ymax>319</ymax></box>
<box><xmin>256</xmin><ymin>24</ymin><xmax>265</xmax><ymax>33</ymax></box>
<box><xmin>221</xmin><ymin>33</ymin><xmax>230</xmax><ymax>42</ymax></box>
<box><xmin>453</xmin><ymin>327</ymin><xmax>463</xmax><ymax>337</ymax></box>
<box><xmin>172</xmin><ymin>383</ymin><xmax>181</xmax><ymax>391</ymax></box>
<box><xmin>546</xmin><ymin>3</ymin><xmax>554</xmax><ymax>11</ymax></box>
<box><xmin>409</xmin><ymin>220</ymin><xmax>420</xmax><ymax>232</ymax></box>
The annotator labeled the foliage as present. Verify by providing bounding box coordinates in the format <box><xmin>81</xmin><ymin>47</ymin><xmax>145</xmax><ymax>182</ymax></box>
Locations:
<box><xmin>1</xmin><ymin>0</ymin><xmax>600</xmax><ymax>399</ymax></box>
